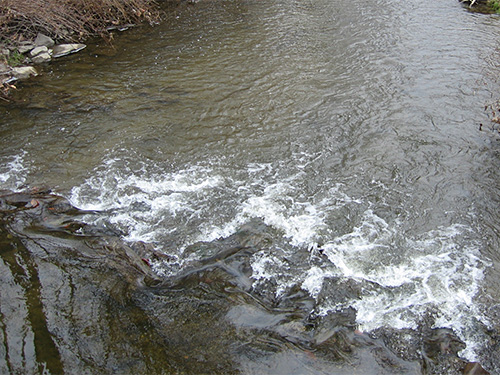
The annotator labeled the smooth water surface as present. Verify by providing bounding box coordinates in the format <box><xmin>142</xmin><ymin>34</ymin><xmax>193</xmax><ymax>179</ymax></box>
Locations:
<box><xmin>2</xmin><ymin>0</ymin><xmax>500</xmax><ymax>372</ymax></box>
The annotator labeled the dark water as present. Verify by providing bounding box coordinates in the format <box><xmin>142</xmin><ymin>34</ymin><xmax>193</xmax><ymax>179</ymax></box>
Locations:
<box><xmin>2</xmin><ymin>0</ymin><xmax>500</xmax><ymax>373</ymax></box>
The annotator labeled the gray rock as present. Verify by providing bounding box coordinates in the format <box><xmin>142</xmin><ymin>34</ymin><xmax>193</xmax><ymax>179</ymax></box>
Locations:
<box><xmin>32</xmin><ymin>52</ymin><xmax>52</xmax><ymax>64</ymax></box>
<box><xmin>30</xmin><ymin>46</ymin><xmax>48</xmax><ymax>57</ymax></box>
<box><xmin>0</xmin><ymin>62</ymin><xmax>9</xmax><ymax>75</ymax></box>
<box><xmin>34</xmin><ymin>33</ymin><xmax>55</xmax><ymax>48</ymax></box>
<box><xmin>11</xmin><ymin>66</ymin><xmax>38</xmax><ymax>80</ymax></box>
<box><xmin>51</xmin><ymin>43</ymin><xmax>86</xmax><ymax>58</ymax></box>
<box><xmin>18</xmin><ymin>44</ymin><xmax>35</xmax><ymax>54</ymax></box>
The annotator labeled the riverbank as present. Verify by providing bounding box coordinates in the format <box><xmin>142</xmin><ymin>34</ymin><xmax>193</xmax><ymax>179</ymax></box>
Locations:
<box><xmin>1</xmin><ymin>33</ymin><xmax>88</xmax><ymax>99</ymax></box>
<box><xmin>0</xmin><ymin>0</ymin><xmax>181</xmax><ymax>100</ymax></box>
<box><xmin>1</xmin><ymin>0</ymin><xmax>498</xmax><ymax>102</ymax></box>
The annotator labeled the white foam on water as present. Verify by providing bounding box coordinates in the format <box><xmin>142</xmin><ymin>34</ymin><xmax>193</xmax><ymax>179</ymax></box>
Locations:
<box><xmin>69</xmin><ymin>158</ymin><xmax>224</xmax><ymax>246</ymax></box>
<box><xmin>0</xmin><ymin>153</ymin><xmax>28</xmax><ymax>190</ymax></box>
<box><xmin>250</xmin><ymin>251</ymin><xmax>304</xmax><ymax>298</ymax></box>
<box><xmin>199</xmin><ymin>180</ymin><xmax>357</xmax><ymax>248</ymax></box>
<box><xmin>251</xmin><ymin>252</ymin><xmax>284</xmax><ymax>281</ymax></box>
<box><xmin>71</xmin><ymin>157</ymin><xmax>358</xmax><ymax>255</ymax></box>
<box><xmin>239</xmin><ymin>183</ymin><xmax>325</xmax><ymax>247</ymax></box>
<box><xmin>69</xmin><ymin>157</ymin><xmax>490</xmax><ymax>361</ymax></box>
<box><xmin>321</xmin><ymin>210</ymin><xmax>395</xmax><ymax>278</ymax></box>
<box><xmin>301</xmin><ymin>266</ymin><xmax>336</xmax><ymax>298</ymax></box>
<box><xmin>297</xmin><ymin>210</ymin><xmax>489</xmax><ymax>361</ymax></box>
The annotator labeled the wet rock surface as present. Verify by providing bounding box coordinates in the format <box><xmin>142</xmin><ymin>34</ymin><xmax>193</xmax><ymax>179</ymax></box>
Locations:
<box><xmin>0</xmin><ymin>190</ymin><xmax>492</xmax><ymax>374</ymax></box>
<box><xmin>8</xmin><ymin>66</ymin><xmax>38</xmax><ymax>80</ymax></box>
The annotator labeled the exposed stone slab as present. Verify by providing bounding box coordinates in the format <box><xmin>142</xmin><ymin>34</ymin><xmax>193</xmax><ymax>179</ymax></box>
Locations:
<box><xmin>30</xmin><ymin>46</ymin><xmax>49</xmax><ymax>57</ymax></box>
<box><xmin>11</xmin><ymin>66</ymin><xmax>38</xmax><ymax>80</ymax></box>
<box><xmin>52</xmin><ymin>44</ymin><xmax>87</xmax><ymax>58</ymax></box>
<box><xmin>32</xmin><ymin>52</ymin><xmax>52</xmax><ymax>64</ymax></box>
<box><xmin>18</xmin><ymin>44</ymin><xmax>35</xmax><ymax>54</ymax></box>
<box><xmin>34</xmin><ymin>33</ymin><xmax>55</xmax><ymax>48</ymax></box>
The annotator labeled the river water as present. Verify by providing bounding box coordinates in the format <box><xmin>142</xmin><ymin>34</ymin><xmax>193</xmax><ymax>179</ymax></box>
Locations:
<box><xmin>2</xmin><ymin>0</ymin><xmax>500</xmax><ymax>372</ymax></box>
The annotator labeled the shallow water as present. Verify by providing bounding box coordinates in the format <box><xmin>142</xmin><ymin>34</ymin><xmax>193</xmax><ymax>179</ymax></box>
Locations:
<box><xmin>2</xmin><ymin>0</ymin><xmax>500</xmax><ymax>372</ymax></box>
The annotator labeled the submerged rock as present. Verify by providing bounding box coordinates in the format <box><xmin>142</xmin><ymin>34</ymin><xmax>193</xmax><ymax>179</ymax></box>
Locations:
<box><xmin>0</xmin><ymin>190</ymin><xmax>494</xmax><ymax>374</ymax></box>
<box><xmin>0</xmin><ymin>190</ymin><xmax>247</xmax><ymax>374</ymax></box>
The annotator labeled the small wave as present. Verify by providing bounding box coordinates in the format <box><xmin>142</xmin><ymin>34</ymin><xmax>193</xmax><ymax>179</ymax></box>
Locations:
<box><xmin>295</xmin><ymin>211</ymin><xmax>489</xmax><ymax>361</ymax></box>
<box><xmin>69</xmin><ymin>158</ymin><xmax>224</xmax><ymax>246</ymax></box>
<box><xmin>0</xmin><ymin>152</ymin><xmax>28</xmax><ymax>191</ymax></box>
<box><xmin>68</xmin><ymin>157</ymin><xmax>490</xmax><ymax>361</ymax></box>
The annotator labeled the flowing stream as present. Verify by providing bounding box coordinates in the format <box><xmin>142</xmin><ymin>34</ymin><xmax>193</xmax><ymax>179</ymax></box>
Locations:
<box><xmin>2</xmin><ymin>0</ymin><xmax>500</xmax><ymax>373</ymax></box>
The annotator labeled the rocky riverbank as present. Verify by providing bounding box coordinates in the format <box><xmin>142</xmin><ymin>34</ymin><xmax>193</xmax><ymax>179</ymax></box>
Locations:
<box><xmin>0</xmin><ymin>189</ymin><xmax>493</xmax><ymax>374</ymax></box>
<box><xmin>1</xmin><ymin>32</ymin><xmax>86</xmax><ymax>96</ymax></box>
<box><xmin>0</xmin><ymin>0</ymin><xmax>172</xmax><ymax>100</ymax></box>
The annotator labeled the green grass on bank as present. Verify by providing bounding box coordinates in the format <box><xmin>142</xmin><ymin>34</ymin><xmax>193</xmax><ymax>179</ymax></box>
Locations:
<box><xmin>488</xmin><ymin>0</ymin><xmax>500</xmax><ymax>13</ymax></box>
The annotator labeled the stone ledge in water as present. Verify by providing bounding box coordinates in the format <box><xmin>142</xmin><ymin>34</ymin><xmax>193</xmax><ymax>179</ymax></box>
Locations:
<box><xmin>32</xmin><ymin>53</ymin><xmax>52</xmax><ymax>64</ymax></box>
<box><xmin>0</xmin><ymin>189</ymin><xmax>161</xmax><ymax>287</ymax></box>
<box><xmin>52</xmin><ymin>44</ymin><xmax>87</xmax><ymax>58</ymax></box>
<box><xmin>10</xmin><ymin>66</ymin><xmax>38</xmax><ymax>80</ymax></box>
<box><xmin>0</xmin><ymin>190</ymin><xmax>494</xmax><ymax>374</ymax></box>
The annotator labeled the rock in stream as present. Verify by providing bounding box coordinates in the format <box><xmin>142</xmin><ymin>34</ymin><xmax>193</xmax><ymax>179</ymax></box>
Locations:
<box><xmin>0</xmin><ymin>190</ymin><xmax>491</xmax><ymax>374</ymax></box>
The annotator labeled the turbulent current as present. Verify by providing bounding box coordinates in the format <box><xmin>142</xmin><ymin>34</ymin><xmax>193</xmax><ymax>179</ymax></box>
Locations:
<box><xmin>2</xmin><ymin>0</ymin><xmax>500</xmax><ymax>373</ymax></box>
